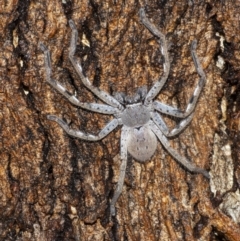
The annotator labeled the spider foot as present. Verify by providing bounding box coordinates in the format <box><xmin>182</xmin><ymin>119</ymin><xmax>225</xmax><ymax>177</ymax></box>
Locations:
<box><xmin>39</xmin><ymin>42</ymin><xmax>47</xmax><ymax>52</ymax></box>
<box><xmin>47</xmin><ymin>115</ymin><xmax>58</xmax><ymax>121</ymax></box>
<box><xmin>139</xmin><ymin>8</ymin><xmax>146</xmax><ymax>19</ymax></box>
<box><xmin>110</xmin><ymin>204</ymin><xmax>116</xmax><ymax>216</ymax></box>
<box><xmin>194</xmin><ymin>167</ymin><xmax>210</xmax><ymax>179</ymax></box>
<box><xmin>191</xmin><ymin>39</ymin><xmax>198</xmax><ymax>50</ymax></box>
<box><xmin>69</xmin><ymin>19</ymin><xmax>77</xmax><ymax>30</ymax></box>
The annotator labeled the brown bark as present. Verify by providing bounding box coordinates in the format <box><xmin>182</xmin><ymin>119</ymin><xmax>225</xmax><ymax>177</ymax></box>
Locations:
<box><xmin>0</xmin><ymin>0</ymin><xmax>240</xmax><ymax>240</ymax></box>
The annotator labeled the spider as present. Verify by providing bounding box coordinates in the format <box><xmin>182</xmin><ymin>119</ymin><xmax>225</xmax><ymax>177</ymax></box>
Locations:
<box><xmin>40</xmin><ymin>8</ymin><xmax>209</xmax><ymax>216</ymax></box>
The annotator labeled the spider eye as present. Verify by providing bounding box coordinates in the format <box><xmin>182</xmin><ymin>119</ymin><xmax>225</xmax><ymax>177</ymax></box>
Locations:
<box><xmin>130</xmin><ymin>93</ymin><xmax>139</xmax><ymax>103</ymax></box>
<box><xmin>125</xmin><ymin>96</ymin><xmax>132</xmax><ymax>104</ymax></box>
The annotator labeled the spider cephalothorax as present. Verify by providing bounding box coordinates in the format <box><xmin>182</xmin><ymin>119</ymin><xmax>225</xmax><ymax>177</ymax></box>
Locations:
<box><xmin>40</xmin><ymin>8</ymin><xmax>209</xmax><ymax>216</ymax></box>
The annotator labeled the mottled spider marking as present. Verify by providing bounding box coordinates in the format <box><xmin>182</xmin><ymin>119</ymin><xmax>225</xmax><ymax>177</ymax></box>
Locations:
<box><xmin>40</xmin><ymin>8</ymin><xmax>209</xmax><ymax>216</ymax></box>
<box><xmin>127</xmin><ymin>124</ymin><xmax>158</xmax><ymax>162</ymax></box>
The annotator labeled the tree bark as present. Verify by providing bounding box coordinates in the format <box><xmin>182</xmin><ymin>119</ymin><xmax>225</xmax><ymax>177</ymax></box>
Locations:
<box><xmin>0</xmin><ymin>0</ymin><xmax>240</xmax><ymax>240</ymax></box>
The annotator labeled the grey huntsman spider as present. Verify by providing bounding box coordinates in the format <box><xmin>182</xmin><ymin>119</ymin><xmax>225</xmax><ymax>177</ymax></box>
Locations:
<box><xmin>40</xmin><ymin>8</ymin><xmax>209</xmax><ymax>216</ymax></box>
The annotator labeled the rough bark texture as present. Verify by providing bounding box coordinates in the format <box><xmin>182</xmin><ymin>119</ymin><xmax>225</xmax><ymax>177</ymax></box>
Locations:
<box><xmin>0</xmin><ymin>0</ymin><xmax>240</xmax><ymax>240</ymax></box>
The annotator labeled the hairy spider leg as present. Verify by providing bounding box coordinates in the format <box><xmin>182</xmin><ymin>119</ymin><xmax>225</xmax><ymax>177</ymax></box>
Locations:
<box><xmin>139</xmin><ymin>8</ymin><xmax>170</xmax><ymax>105</ymax></box>
<box><xmin>47</xmin><ymin>115</ymin><xmax>119</xmax><ymax>141</ymax></box>
<box><xmin>150</xmin><ymin>121</ymin><xmax>210</xmax><ymax>179</ymax></box>
<box><xmin>153</xmin><ymin>40</ymin><xmax>206</xmax><ymax>118</ymax></box>
<box><xmin>110</xmin><ymin>126</ymin><xmax>129</xmax><ymax>216</ymax></box>
<box><xmin>39</xmin><ymin>43</ymin><xmax>117</xmax><ymax>115</ymax></box>
<box><xmin>68</xmin><ymin>20</ymin><xmax>124</xmax><ymax>111</ymax></box>
<box><xmin>151</xmin><ymin>111</ymin><xmax>194</xmax><ymax>137</ymax></box>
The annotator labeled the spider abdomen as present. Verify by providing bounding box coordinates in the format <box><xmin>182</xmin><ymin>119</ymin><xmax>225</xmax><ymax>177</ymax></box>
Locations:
<box><xmin>127</xmin><ymin>125</ymin><xmax>157</xmax><ymax>162</ymax></box>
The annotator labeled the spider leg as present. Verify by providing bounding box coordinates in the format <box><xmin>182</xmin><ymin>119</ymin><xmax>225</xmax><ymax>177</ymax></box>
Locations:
<box><xmin>110</xmin><ymin>126</ymin><xmax>129</xmax><ymax>216</ymax></box>
<box><xmin>68</xmin><ymin>20</ymin><xmax>123</xmax><ymax>110</ymax></box>
<box><xmin>40</xmin><ymin>43</ymin><xmax>118</xmax><ymax>115</ymax></box>
<box><xmin>139</xmin><ymin>8</ymin><xmax>170</xmax><ymax>105</ymax></box>
<box><xmin>184</xmin><ymin>39</ymin><xmax>206</xmax><ymax>114</ymax></box>
<box><xmin>153</xmin><ymin>40</ymin><xmax>206</xmax><ymax>118</ymax></box>
<box><xmin>153</xmin><ymin>101</ymin><xmax>190</xmax><ymax>118</ymax></box>
<box><xmin>151</xmin><ymin>111</ymin><xmax>194</xmax><ymax>137</ymax></box>
<box><xmin>150</xmin><ymin>121</ymin><xmax>209</xmax><ymax>179</ymax></box>
<box><xmin>47</xmin><ymin>115</ymin><xmax>119</xmax><ymax>141</ymax></box>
